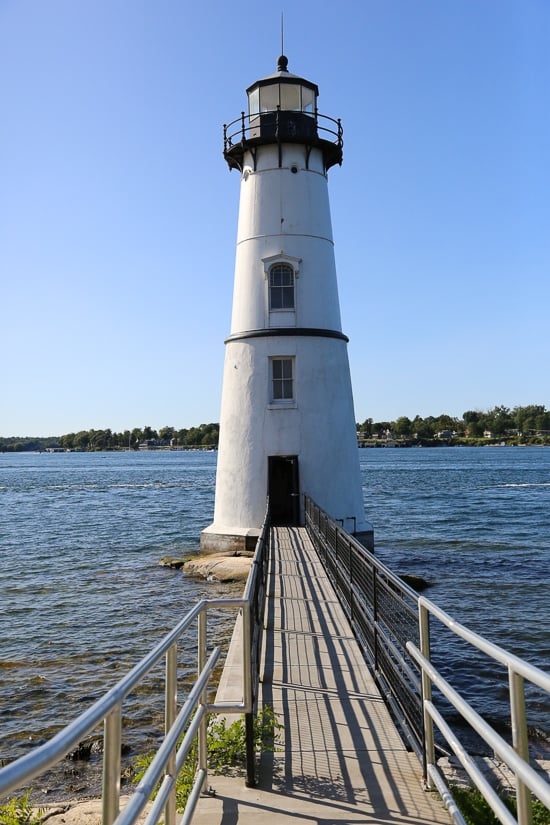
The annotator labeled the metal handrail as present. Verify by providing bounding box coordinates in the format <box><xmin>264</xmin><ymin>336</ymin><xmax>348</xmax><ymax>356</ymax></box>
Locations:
<box><xmin>0</xmin><ymin>598</ymin><xmax>243</xmax><ymax>824</ymax></box>
<box><xmin>304</xmin><ymin>495</ymin><xmax>424</xmax><ymax>755</ymax></box>
<box><xmin>0</xmin><ymin>504</ymin><xmax>271</xmax><ymax>825</ymax></box>
<box><xmin>223</xmin><ymin>109</ymin><xmax>343</xmax><ymax>153</ymax></box>
<box><xmin>410</xmin><ymin>597</ymin><xmax>550</xmax><ymax>825</ymax></box>
<box><xmin>304</xmin><ymin>495</ymin><xmax>550</xmax><ymax>825</ymax></box>
<box><xmin>242</xmin><ymin>499</ymin><xmax>271</xmax><ymax>787</ymax></box>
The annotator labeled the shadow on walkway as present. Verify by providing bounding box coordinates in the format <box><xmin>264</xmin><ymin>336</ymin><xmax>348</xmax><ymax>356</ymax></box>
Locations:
<box><xmin>193</xmin><ymin>526</ymin><xmax>451</xmax><ymax>825</ymax></box>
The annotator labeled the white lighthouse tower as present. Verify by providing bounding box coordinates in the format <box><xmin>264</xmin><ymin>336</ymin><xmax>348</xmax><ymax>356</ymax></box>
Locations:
<box><xmin>201</xmin><ymin>55</ymin><xmax>373</xmax><ymax>553</ymax></box>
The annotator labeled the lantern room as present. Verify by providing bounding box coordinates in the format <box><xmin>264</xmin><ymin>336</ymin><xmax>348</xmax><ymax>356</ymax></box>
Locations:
<box><xmin>223</xmin><ymin>55</ymin><xmax>343</xmax><ymax>173</ymax></box>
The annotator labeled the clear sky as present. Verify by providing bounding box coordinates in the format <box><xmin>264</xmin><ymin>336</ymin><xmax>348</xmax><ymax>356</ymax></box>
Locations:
<box><xmin>1</xmin><ymin>0</ymin><xmax>549</xmax><ymax>436</ymax></box>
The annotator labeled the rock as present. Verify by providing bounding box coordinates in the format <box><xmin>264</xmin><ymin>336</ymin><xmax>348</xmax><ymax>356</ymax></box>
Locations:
<box><xmin>399</xmin><ymin>574</ymin><xmax>432</xmax><ymax>592</ymax></box>
<box><xmin>37</xmin><ymin>795</ymin><xmax>152</xmax><ymax>825</ymax></box>
<box><xmin>159</xmin><ymin>556</ymin><xmax>186</xmax><ymax>569</ymax></box>
<box><xmin>183</xmin><ymin>553</ymin><xmax>253</xmax><ymax>582</ymax></box>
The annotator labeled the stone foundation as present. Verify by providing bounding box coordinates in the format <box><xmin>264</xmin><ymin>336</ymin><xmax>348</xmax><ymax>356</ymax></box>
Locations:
<box><xmin>200</xmin><ymin>524</ymin><xmax>260</xmax><ymax>555</ymax></box>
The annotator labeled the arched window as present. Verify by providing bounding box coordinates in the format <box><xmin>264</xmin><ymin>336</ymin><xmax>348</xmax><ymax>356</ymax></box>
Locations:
<box><xmin>269</xmin><ymin>264</ymin><xmax>295</xmax><ymax>310</ymax></box>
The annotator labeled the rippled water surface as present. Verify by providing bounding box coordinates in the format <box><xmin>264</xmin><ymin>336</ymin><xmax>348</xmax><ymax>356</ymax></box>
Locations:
<box><xmin>359</xmin><ymin>445</ymin><xmax>550</xmax><ymax>747</ymax></box>
<box><xmin>1</xmin><ymin>446</ymin><xmax>549</xmax><ymax>794</ymax></box>
<box><xmin>0</xmin><ymin>450</ymin><xmax>238</xmax><ymax>795</ymax></box>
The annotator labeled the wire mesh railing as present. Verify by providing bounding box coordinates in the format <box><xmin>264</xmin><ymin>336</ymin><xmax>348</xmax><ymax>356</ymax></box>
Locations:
<box><xmin>304</xmin><ymin>494</ymin><xmax>550</xmax><ymax>825</ymax></box>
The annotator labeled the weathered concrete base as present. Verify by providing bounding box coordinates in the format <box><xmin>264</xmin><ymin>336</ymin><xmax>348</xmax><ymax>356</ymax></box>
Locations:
<box><xmin>354</xmin><ymin>527</ymin><xmax>375</xmax><ymax>552</ymax></box>
<box><xmin>200</xmin><ymin>524</ymin><xmax>260</xmax><ymax>555</ymax></box>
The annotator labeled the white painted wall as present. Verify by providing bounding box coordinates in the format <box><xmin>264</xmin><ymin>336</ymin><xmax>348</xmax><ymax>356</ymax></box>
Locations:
<box><xmin>230</xmin><ymin>145</ymin><xmax>342</xmax><ymax>333</ymax></box>
<box><xmin>202</xmin><ymin>138</ymin><xmax>372</xmax><ymax>549</ymax></box>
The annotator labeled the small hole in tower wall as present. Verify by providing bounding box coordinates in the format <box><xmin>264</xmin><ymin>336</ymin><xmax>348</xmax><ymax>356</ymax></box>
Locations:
<box><xmin>291</xmin><ymin>165</ymin><xmax>298</xmax><ymax>174</ymax></box>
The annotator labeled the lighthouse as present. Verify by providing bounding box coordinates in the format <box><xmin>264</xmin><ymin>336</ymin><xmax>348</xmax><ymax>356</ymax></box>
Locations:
<box><xmin>201</xmin><ymin>55</ymin><xmax>373</xmax><ymax>553</ymax></box>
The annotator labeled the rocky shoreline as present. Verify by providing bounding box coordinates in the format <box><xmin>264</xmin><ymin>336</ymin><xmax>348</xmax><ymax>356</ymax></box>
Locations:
<box><xmin>35</xmin><ymin>795</ymin><xmax>151</xmax><ymax>824</ymax></box>
<box><xmin>32</xmin><ymin>755</ymin><xmax>550</xmax><ymax>823</ymax></box>
<box><xmin>160</xmin><ymin>551</ymin><xmax>254</xmax><ymax>582</ymax></box>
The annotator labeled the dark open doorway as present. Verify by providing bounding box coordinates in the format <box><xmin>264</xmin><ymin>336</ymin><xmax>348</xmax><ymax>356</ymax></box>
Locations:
<box><xmin>268</xmin><ymin>456</ymin><xmax>300</xmax><ymax>525</ymax></box>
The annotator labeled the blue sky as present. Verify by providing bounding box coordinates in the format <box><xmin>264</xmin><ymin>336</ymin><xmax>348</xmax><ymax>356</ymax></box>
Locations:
<box><xmin>1</xmin><ymin>1</ymin><xmax>549</xmax><ymax>436</ymax></box>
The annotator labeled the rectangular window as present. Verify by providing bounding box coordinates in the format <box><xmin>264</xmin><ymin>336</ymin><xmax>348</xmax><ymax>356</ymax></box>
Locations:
<box><xmin>271</xmin><ymin>358</ymin><xmax>294</xmax><ymax>401</ymax></box>
<box><xmin>269</xmin><ymin>265</ymin><xmax>295</xmax><ymax>310</ymax></box>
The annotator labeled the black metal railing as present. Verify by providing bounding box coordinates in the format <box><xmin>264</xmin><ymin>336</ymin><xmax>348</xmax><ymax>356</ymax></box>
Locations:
<box><xmin>242</xmin><ymin>499</ymin><xmax>271</xmax><ymax>786</ymax></box>
<box><xmin>223</xmin><ymin>109</ymin><xmax>343</xmax><ymax>172</ymax></box>
<box><xmin>304</xmin><ymin>495</ymin><xmax>424</xmax><ymax>756</ymax></box>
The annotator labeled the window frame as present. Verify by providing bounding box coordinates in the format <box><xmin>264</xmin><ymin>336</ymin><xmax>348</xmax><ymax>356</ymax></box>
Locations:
<box><xmin>262</xmin><ymin>254</ymin><xmax>301</xmax><ymax>326</ymax></box>
<box><xmin>270</xmin><ymin>357</ymin><xmax>295</xmax><ymax>404</ymax></box>
<box><xmin>269</xmin><ymin>263</ymin><xmax>295</xmax><ymax>311</ymax></box>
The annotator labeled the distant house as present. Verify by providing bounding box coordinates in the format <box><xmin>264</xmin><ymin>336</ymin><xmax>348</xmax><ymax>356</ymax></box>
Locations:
<box><xmin>436</xmin><ymin>430</ymin><xmax>455</xmax><ymax>440</ymax></box>
<box><xmin>139</xmin><ymin>439</ymin><xmax>157</xmax><ymax>450</ymax></box>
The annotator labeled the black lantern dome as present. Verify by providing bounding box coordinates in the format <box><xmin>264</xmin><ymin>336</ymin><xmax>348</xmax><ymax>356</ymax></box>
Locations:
<box><xmin>223</xmin><ymin>56</ymin><xmax>343</xmax><ymax>173</ymax></box>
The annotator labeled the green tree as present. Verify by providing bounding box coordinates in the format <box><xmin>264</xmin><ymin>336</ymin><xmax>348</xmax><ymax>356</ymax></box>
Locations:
<box><xmin>59</xmin><ymin>432</ymin><xmax>76</xmax><ymax>449</ymax></box>
<box><xmin>159</xmin><ymin>426</ymin><xmax>175</xmax><ymax>444</ymax></box>
<box><xmin>142</xmin><ymin>425</ymin><xmax>158</xmax><ymax>442</ymax></box>
<box><xmin>74</xmin><ymin>430</ymin><xmax>90</xmax><ymax>451</ymax></box>
<box><xmin>486</xmin><ymin>405</ymin><xmax>513</xmax><ymax>437</ymax></box>
<box><xmin>359</xmin><ymin>418</ymin><xmax>373</xmax><ymax>436</ymax></box>
<box><xmin>372</xmin><ymin>421</ymin><xmax>392</xmax><ymax>437</ymax></box>
<box><xmin>393</xmin><ymin>416</ymin><xmax>412</xmax><ymax>438</ymax></box>
<box><xmin>411</xmin><ymin>416</ymin><xmax>435</xmax><ymax>438</ymax></box>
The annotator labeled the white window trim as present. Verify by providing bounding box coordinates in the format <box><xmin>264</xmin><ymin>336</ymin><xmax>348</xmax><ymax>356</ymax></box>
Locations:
<box><xmin>268</xmin><ymin>356</ymin><xmax>296</xmax><ymax>408</ymax></box>
<box><xmin>263</xmin><ymin>253</ymin><xmax>300</xmax><ymax>326</ymax></box>
<box><xmin>262</xmin><ymin>253</ymin><xmax>301</xmax><ymax>280</ymax></box>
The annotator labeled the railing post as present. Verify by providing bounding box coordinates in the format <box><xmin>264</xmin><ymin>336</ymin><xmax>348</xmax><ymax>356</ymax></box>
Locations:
<box><xmin>243</xmin><ymin>599</ymin><xmax>256</xmax><ymax>787</ymax></box>
<box><xmin>348</xmin><ymin>537</ymin><xmax>354</xmax><ymax>626</ymax></box>
<box><xmin>419</xmin><ymin>601</ymin><xmax>434</xmax><ymax>789</ymax></box>
<box><xmin>372</xmin><ymin>566</ymin><xmax>379</xmax><ymax>672</ymax></box>
<box><xmin>198</xmin><ymin>607</ymin><xmax>208</xmax><ymax>793</ymax></box>
<box><xmin>164</xmin><ymin>643</ymin><xmax>178</xmax><ymax>825</ymax></box>
<box><xmin>509</xmin><ymin>668</ymin><xmax>532</xmax><ymax>825</ymax></box>
<box><xmin>102</xmin><ymin>705</ymin><xmax>122</xmax><ymax>825</ymax></box>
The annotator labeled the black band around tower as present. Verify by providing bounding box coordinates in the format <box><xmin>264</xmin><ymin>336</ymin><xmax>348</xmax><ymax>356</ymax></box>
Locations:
<box><xmin>224</xmin><ymin>327</ymin><xmax>349</xmax><ymax>344</ymax></box>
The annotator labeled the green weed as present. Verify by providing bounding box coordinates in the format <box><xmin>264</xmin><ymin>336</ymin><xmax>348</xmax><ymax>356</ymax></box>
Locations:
<box><xmin>134</xmin><ymin>706</ymin><xmax>282</xmax><ymax>812</ymax></box>
<box><xmin>0</xmin><ymin>792</ymin><xmax>43</xmax><ymax>825</ymax></box>
<box><xmin>451</xmin><ymin>785</ymin><xmax>550</xmax><ymax>825</ymax></box>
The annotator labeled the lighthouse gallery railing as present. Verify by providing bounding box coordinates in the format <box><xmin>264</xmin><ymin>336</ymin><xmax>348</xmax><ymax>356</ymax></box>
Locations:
<box><xmin>304</xmin><ymin>495</ymin><xmax>550</xmax><ymax>825</ymax></box>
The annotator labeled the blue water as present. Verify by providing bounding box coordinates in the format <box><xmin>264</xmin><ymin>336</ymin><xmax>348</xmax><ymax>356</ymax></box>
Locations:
<box><xmin>360</xmin><ymin>445</ymin><xmax>550</xmax><ymax>750</ymax></box>
<box><xmin>0</xmin><ymin>446</ymin><xmax>549</xmax><ymax>793</ymax></box>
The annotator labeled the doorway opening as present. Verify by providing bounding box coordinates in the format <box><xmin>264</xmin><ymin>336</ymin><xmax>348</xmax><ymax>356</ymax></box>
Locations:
<box><xmin>268</xmin><ymin>456</ymin><xmax>300</xmax><ymax>525</ymax></box>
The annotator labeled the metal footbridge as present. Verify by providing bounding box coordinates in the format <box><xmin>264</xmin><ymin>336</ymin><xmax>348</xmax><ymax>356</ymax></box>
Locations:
<box><xmin>1</xmin><ymin>498</ymin><xmax>549</xmax><ymax>825</ymax></box>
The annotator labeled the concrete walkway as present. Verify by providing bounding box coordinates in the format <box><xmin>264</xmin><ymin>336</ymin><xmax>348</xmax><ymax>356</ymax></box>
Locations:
<box><xmin>193</xmin><ymin>526</ymin><xmax>451</xmax><ymax>825</ymax></box>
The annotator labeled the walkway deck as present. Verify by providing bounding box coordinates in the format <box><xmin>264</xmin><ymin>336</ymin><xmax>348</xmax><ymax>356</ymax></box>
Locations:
<box><xmin>193</xmin><ymin>526</ymin><xmax>451</xmax><ymax>825</ymax></box>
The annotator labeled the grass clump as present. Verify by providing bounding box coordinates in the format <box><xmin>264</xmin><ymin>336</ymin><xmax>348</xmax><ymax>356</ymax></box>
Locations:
<box><xmin>134</xmin><ymin>706</ymin><xmax>281</xmax><ymax>812</ymax></box>
<box><xmin>0</xmin><ymin>792</ymin><xmax>43</xmax><ymax>825</ymax></box>
<box><xmin>451</xmin><ymin>785</ymin><xmax>550</xmax><ymax>825</ymax></box>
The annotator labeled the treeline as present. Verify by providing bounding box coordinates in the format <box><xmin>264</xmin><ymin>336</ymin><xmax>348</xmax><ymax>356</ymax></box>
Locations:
<box><xmin>0</xmin><ymin>423</ymin><xmax>220</xmax><ymax>453</ymax></box>
<box><xmin>2</xmin><ymin>405</ymin><xmax>550</xmax><ymax>453</ymax></box>
<box><xmin>358</xmin><ymin>404</ymin><xmax>550</xmax><ymax>442</ymax></box>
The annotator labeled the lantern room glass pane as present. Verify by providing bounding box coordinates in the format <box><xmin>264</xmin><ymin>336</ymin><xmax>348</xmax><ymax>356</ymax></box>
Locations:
<box><xmin>302</xmin><ymin>86</ymin><xmax>315</xmax><ymax>114</ymax></box>
<box><xmin>259</xmin><ymin>84</ymin><xmax>279</xmax><ymax>113</ymax></box>
<box><xmin>280</xmin><ymin>84</ymin><xmax>301</xmax><ymax>111</ymax></box>
<box><xmin>248</xmin><ymin>87</ymin><xmax>259</xmax><ymax>116</ymax></box>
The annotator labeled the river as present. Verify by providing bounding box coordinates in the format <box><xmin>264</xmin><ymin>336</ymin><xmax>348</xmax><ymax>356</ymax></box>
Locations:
<box><xmin>0</xmin><ymin>446</ymin><xmax>548</xmax><ymax>796</ymax></box>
